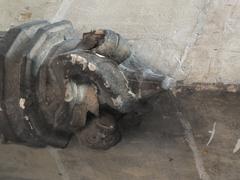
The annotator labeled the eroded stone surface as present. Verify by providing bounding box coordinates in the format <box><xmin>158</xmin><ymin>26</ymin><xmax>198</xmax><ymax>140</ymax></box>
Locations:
<box><xmin>0</xmin><ymin>92</ymin><xmax>240</xmax><ymax>179</ymax></box>
<box><xmin>1</xmin><ymin>0</ymin><xmax>240</xmax><ymax>85</ymax></box>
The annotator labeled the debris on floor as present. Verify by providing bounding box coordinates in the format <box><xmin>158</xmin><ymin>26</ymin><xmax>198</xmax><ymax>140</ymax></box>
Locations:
<box><xmin>233</xmin><ymin>139</ymin><xmax>240</xmax><ymax>154</ymax></box>
<box><xmin>1</xmin><ymin>91</ymin><xmax>240</xmax><ymax>180</ymax></box>
<box><xmin>207</xmin><ymin>122</ymin><xmax>216</xmax><ymax>146</ymax></box>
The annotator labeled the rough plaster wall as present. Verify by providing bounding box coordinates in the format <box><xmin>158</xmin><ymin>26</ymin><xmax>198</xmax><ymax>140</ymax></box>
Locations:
<box><xmin>182</xmin><ymin>0</ymin><xmax>240</xmax><ymax>84</ymax></box>
<box><xmin>0</xmin><ymin>0</ymin><xmax>239</xmax><ymax>85</ymax></box>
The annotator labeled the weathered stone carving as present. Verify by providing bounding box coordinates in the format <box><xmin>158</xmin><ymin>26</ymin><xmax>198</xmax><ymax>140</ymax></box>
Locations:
<box><xmin>0</xmin><ymin>20</ymin><xmax>168</xmax><ymax>149</ymax></box>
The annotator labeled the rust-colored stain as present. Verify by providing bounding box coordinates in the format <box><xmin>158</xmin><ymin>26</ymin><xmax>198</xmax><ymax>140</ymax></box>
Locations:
<box><xmin>17</xmin><ymin>7</ymin><xmax>32</xmax><ymax>21</ymax></box>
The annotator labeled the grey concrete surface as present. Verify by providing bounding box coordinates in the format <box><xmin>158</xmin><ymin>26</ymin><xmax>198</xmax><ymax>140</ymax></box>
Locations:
<box><xmin>179</xmin><ymin>91</ymin><xmax>240</xmax><ymax>180</ymax></box>
<box><xmin>0</xmin><ymin>0</ymin><xmax>240</xmax><ymax>85</ymax></box>
<box><xmin>0</xmin><ymin>92</ymin><xmax>240</xmax><ymax>180</ymax></box>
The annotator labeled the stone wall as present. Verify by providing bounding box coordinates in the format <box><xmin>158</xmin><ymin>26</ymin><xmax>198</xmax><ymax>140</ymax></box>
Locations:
<box><xmin>0</xmin><ymin>0</ymin><xmax>239</xmax><ymax>85</ymax></box>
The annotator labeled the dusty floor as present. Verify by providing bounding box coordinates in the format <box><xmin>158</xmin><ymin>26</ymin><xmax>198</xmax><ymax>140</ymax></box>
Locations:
<box><xmin>0</xmin><ymin>91</ymin><xmax>240</xmax><ymax>180</ymax></box>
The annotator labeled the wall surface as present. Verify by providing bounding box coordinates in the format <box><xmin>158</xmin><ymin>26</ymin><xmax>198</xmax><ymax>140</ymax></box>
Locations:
<box><xmin>0</xmin><ymin>0</ymin><xmax>239</xmax><ymax>85</ymax></box>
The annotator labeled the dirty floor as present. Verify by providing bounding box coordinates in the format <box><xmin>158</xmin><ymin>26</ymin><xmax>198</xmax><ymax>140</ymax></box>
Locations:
<box><xmin>0</xmin><ymin>91</ymin><xmax>240</xmax><ymax>180</ymax></box>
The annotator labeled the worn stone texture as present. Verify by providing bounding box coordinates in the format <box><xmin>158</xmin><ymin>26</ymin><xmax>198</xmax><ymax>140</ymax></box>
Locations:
<box><xmin>0</xmin><ymin>0</ymin><xmax>239</xmax><ymax>85</ymax></box>
<box><xmin>1</xmin><ymin>91</ymin><xmax>240</xmax><ymax>179</ymax></box>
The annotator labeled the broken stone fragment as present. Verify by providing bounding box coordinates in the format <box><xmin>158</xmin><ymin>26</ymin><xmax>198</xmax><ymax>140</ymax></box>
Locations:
<box><xmin>0</xmin><ymin>20</ymin><xmax>166</xmax><ymax>149</ymax></box>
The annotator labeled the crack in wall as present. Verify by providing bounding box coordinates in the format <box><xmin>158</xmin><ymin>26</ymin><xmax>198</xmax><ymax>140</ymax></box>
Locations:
<box><xmin>176</xmin><ymin>0</ymin><xmax>212</xmax><ymax>81</ymax></box>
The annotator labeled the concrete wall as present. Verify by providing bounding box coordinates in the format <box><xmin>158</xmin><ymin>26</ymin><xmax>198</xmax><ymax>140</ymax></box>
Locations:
<box><xmin>0</xmin><ymin>0</ymin><xmax>239</xmax><ymax>85</ymax></box>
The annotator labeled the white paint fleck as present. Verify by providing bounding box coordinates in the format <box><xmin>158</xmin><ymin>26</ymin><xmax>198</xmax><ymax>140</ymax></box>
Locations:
<box><xmin>19</xmin><ymin>98</ymin><xmax>26</xmax><ymax>109</ymax></box>
<box><xmin>95</xmin><ymin>53</ymin><xmax>105</xmax><ymax>58</ymax></box>
<box><xmin>88</xmin><ymin>63</ymin><xmax>96</xmax><ymax>71</ymax></box>
<box><xmin>24</xmin><ymin>116</ymin><xmax>33</xmax><ymax>130</ymax></box>
<box><xmin>120</xmin><ymin>71</ymin><xmax>129</xmax><ymax>85</ymax></box>
<box><xmin>233</xmin><ymin>139</ymin><xmax>240</xmax><ymax>154</ymax></box>
<box><xmin>120</xmin><ymin>71</ymin><xmax>136</xmax><ymax>98</ymax></box>
<box><xmin>0</xmin><ymin>107</ymin><xmax>2</xmax><ymax>111</ymax></box>
<box><xmin>207</xmin><ymin>122</ymin><xmax>216</xmax><ymax>146</ymax></box>
<box><xmin>128</xmin><ymin>90</ymin><xmax>136</xmax><ymax>98</ymax></box>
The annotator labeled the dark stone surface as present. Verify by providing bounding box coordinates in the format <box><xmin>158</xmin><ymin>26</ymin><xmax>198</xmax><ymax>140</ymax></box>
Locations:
<box><xmin>179</xmin><ymin>91</ymin><xmax>240</xmax><ymax>180</ymax></box>
<box><xmin>0</xmin><ymin>91</ymin><xmax>239</xmax><ymax>179</ymax></box>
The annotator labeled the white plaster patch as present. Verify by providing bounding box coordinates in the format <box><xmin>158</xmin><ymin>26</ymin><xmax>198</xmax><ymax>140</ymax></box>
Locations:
<box><xmin>70</xmin><ymin>54</ymin><xmax>88</xmax><ymax>70</ymax></box>
<box><xmin>24</xmin><ymin>116</ymin><xmax>29</xmax><ymax>120</ymax></box>
<box><xmin>19</xmin><ymin>98</ymin><xmax>26</xmax><ymax>109</ymax></box>
<box><xmin>88</xmin><ymin>63</ymin><xmax>96</xmax><ymax>71</ymax></box>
